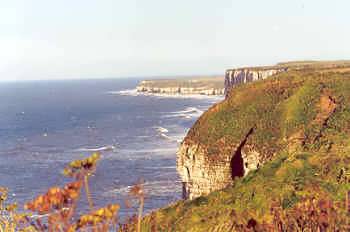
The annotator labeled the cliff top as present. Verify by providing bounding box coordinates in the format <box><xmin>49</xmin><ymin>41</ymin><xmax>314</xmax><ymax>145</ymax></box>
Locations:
<box><xmin>188</xmin><ymin>65</ymin><xmax>350</xmax><ymax>161</ymax></box>
<box><xmin>226</xmin><ymin>60</ymin><xmax>350</xmax><ymax>72</ymax></box>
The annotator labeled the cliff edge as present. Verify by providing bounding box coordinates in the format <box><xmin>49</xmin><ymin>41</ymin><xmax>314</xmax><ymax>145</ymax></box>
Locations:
<box><xmin>224</xmin><ymin>66</ymin><xmax>287</xmax><ymax>97</ymax></box>
<box><xmin>224</xmin><ymin>60</ymin><xmax>350</xmax><ymax>97</ymax></box>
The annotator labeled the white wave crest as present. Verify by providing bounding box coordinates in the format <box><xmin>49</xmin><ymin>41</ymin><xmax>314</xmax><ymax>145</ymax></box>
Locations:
<box><xmin>160</xmin><ymin>133</ymin><xmax>171</xmax><ymax>140</ymax></box>
<box><xmin>75</xmin><ymin>145</ymin><xmax>117</xmax><ymax>152</ymax></box>
<box><xmin>158</xmin><ymin>133</ymin><xmax>183</xmax><ymax>143</ymax></box>
<box><xmin>154</xmin><ymin>126</ymin><xmax>169</xmax><ymax>133</ymax></box>
<box><xmin>162</xmin><ymin>107</ymin><xmax>204</xmax><ymax>119</ymax></box>
<box><xmin>108</xmin><ymin>89</ymin><xmax>138</xmax><ymax>96</ymax></box>
<box><xmin>181</xmin><ymin>107</ymin><xmax>204</xmax><ymax>114</ymax></box>
<box><xmin>153</xmin><ymin>126</ymin><xmax>183</xmax><ymax>143</ymax></box>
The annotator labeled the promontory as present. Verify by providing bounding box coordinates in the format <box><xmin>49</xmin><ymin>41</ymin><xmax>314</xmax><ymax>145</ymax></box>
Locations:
<box><xmin>136</xmin><ymin>76</ymin><xmax>224</xmax><ymax>95</ymax></box>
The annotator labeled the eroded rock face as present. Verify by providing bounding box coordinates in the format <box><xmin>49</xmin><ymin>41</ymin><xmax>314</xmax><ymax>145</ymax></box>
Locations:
<box><xmin>177</xmin><ymin>143</ymin><xmax>232</xmax><ymax>199</ymax></box>
<box><xmin>224</xmin><ymin>68</ymin><xmax>288</xmax><ymax>97</ymax></box>
<box><xmin>177</xmin><ymin>129</ymin><xmax>263</xmax><ymax>200</ymax></box>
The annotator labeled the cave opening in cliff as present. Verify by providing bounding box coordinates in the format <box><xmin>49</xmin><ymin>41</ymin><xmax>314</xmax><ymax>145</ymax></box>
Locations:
<box><xmin>230</xmin><ymin>127</ymin><xmax>254</xmax><ymax>180</ymax></box>
<box><xmin>182</xmin><ymin>167</ymin><xmax>191</xmax><ymax>199</ymax></box>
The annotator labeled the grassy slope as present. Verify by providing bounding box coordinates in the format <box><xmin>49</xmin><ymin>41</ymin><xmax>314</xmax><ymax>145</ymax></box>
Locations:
<box><xmin>141</xmin><ymin>70</ymin><xmax>350</xmax><ymax>231</ymax></box>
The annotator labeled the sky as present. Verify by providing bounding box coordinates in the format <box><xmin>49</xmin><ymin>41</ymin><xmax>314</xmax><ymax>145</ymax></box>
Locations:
<box><xmin>0</xmin><ymin>0</ymin><xmax>349</xmax><ymax>81</ymax></box>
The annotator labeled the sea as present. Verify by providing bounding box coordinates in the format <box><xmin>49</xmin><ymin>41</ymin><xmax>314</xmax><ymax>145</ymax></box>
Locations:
<box><xmin>0</xmin><ymin>78</ymin><xmax>223</xmax><ymax>218</ymax></box>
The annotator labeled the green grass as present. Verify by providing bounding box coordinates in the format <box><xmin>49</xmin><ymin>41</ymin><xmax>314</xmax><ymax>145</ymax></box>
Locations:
<box><xmin>187</xmin><ymin>71</ymin><xmax>350</xmax><ymax>159</ymax></box>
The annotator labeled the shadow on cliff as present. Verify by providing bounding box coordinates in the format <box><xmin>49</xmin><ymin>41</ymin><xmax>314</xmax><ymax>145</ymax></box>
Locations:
<box><xmin>230</xmin><ymin>127</ymin><xmax>254</xmax><ymax>180</ymax></box>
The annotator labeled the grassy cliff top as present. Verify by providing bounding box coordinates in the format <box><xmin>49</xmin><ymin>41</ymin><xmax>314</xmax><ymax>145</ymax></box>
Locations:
<box><xmin>138</xmin><ymin>65</ymin><xmax>350</xmax><ymax>231</ymax></box>
<box><xmin>226</xmin><ymin>60</ymin><xmax>350</xmax><ymax>72</ymax></box>
<box><xmin>186</xmin><ymin>66</ymin><xmax>350</xmax><ymax>161</ymax></box>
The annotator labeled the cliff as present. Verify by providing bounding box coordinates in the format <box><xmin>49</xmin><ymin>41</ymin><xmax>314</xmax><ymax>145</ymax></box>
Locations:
<box><xmin>224</xmin><ymin>67</ymin><xmax>287</xmax><ymax>97</ymax></box>
<box><xmin>139</xmin><ymin>62</ymin><xmax>350</xmax><ymax>231</ymax></box>
<box><xmin>136</xmin><ymin>76</ymin><xmax>224</xmax><ymax>95</ymax></box>
<box><xmin>178</xmin><ymin>61</ymin><xmax>350</xmax><ymax>200</ymax></box>
<box><xmin>224</xmin><ymin>60</ymin><xmax>350</xmax><ymax>97</ymax></box>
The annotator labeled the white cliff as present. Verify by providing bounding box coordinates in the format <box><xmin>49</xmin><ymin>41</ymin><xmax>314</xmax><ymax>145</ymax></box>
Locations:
<box><xmin>136</xmin><ymin>77</ymin><xmax>224</xmax><ymax>96</ymax></box>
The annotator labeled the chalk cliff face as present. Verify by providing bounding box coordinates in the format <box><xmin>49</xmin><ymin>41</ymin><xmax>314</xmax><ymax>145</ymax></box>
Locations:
<box><xmin>136</xmin><ymin>77</ymin><xmax>224</xmax><ymax>96</ymax></box>
<box><xmin>177</xmin><ymin>127</ymin><xmax>261</xmax><ymax>200</ymax></box>
<box><xmin>224</xmin><ymin>67</ymin><xmax>288</xmax><ymax>97</ymax></box>
<box><xmin>223</xmin><ymin>60</ymin><xmax>350</xmax><ymax>97</ymax></box>
<box><xmin>177</xmin><ymin>143</ymin><xmax>232</xmax><ymax>199</ymax></box>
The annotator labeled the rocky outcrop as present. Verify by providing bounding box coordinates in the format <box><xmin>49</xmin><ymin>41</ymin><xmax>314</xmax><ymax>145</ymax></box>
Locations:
<box><xmin>177</xmin><ymin>131</ymin><xmax>262</xmax><ymax>200</ymax></box>
<box><xmin>177</xmin><ymin>143</ymin><xmax>232</xmax><ymax>199</ymax></box>
<box><xmin>136</xmin><ymin>77</ymin><xmax>224</xmax><ymax>96</ymax></box>
<box><xmin>224</xmin><ymin>67</ymin><xmax>288</xmax><ymax>97</ymax></box>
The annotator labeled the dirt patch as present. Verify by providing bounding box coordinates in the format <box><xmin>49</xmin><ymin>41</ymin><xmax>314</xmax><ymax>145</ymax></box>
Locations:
<box><xmin>312</xmin><ymin>91</ymin><xmax>337</xmax><ymax>143</ymax></box>
<box><xmin>315</xmin><ymin>94</ymin><xmax>337</xmax><ymax>123</ymax></box>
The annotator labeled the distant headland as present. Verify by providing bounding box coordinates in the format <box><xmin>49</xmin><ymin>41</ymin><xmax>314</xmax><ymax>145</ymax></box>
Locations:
<box><xmin>136</xmin><ymin>76</ymin><xmax>224</xmax><ymax>96</ymax></box>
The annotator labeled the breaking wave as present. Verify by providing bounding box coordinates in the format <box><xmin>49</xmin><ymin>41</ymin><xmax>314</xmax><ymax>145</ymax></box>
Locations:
<box><xmin>108</xmin><ymin>89</ymin><xmax>138</xmax><ymax>96</ymax></box>
<box><xmin>154</xmin><ymin>126</ymin><xmax>169</xmax><ymax>133</ymax></box>
<box><xmin>162</xmin><ymin>107</ymin><xmax>204</xmax><ymax>119</ymax></box>
<box><xmin>154</xmin><ymin>126</ymin><xmax>183</xmax><ymax>143</ymax></box>
<box><xmin>74</xmin><ymin>145</ymin><xmax>117</xmax><ymax>152</ymax></box>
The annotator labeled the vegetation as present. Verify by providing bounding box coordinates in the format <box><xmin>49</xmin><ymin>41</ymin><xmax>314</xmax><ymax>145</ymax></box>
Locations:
<box><xmin>232</xmin><ymin>60</ymin><xmax>350</xmax><ymax>72</ymax></box>
<box><xmin>187</xmin><ymin>69</ymin><xmax>350</xmax><ymax>160</ymax></box>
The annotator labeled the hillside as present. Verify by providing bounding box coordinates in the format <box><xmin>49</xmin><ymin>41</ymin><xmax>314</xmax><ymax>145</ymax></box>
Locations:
<box><xmin>140</xmin><ymin>65</ymin><xmax>350</xmax><ymax>231</ymax></box>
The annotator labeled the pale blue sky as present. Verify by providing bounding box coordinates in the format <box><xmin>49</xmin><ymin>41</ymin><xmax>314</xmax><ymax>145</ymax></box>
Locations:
<box><xmin>0</xmin><ymin>0</ymin><xmax>349</xmax><ymax>81</ymax></box>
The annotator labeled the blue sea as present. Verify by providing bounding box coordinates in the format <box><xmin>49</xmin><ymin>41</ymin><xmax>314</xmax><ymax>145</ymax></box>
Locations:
<box><xmin>0</xmin><ymin>78</ymin><xmax>222</xmax><ymax>218</ymax></box>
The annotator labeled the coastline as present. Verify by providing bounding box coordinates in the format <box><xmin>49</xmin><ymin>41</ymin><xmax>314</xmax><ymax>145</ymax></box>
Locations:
<box><xmin>0</xmin><ymin>78</ymin><xmax>223</xmax><ymax>219</ymax></box>
<box><xmin>136</xmin><ymin>76</ymin><xmax>225</xmax><ymax>96</ymax></box>
<box><xmin>109</xmin><ymin>88</ymin><xmax>225</xmax><ymax>101</ymax></box>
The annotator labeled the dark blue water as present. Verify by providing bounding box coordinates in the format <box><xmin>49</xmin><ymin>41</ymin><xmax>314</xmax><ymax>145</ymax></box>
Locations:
<box><xmin>0</xmin><ymin>78</ymin><xmax>222</xmax><ymax>218</ymax></box>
